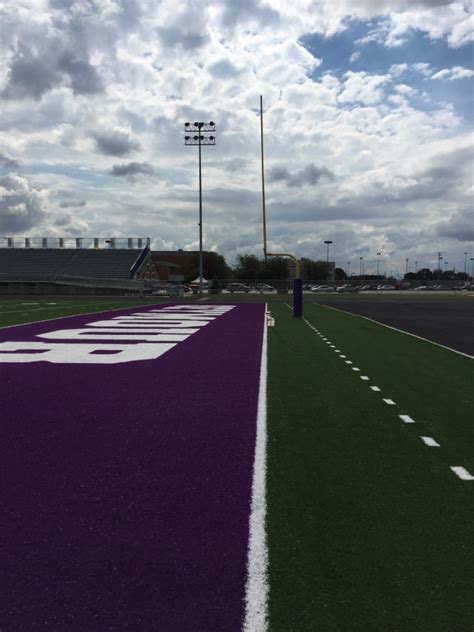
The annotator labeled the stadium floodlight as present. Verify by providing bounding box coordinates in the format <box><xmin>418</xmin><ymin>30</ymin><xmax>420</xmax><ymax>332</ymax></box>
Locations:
<box><xmin>359</xmin><ymin>256</ymin><xmax>363</xmax><ymax>277</ymax></box>
<box><xmin>324</xmin><ymin>241</ymin><xmax>333</xmax><ymax>281</ymax></box>
<box><xmin>184</xmin><ymin>120</ymin><xmax>216</xmax><ymax>296</ymax></box>
<box><xmin>376</xmin><ymin>252</ymin><xmax>381</xmax><ymax>277</ymax></box>
<box><xmin>464</xmin><ymin>252</ymin><xmax>467</xmax><ymax>278</ymax></box>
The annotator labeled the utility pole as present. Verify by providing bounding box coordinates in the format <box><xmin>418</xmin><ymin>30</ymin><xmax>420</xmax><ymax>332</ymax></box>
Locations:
<box><xmin>325</xmin><ymin>240</ymin><xmax>333</xmax><ymax>282</ymax></box>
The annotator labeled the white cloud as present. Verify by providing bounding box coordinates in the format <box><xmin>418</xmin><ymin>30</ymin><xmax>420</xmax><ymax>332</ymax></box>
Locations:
<box><xmin>431</xmin><ymin>66</ymin><xmax>474</xmax><ymax>80</ymax></box>
<box><xmin>338</xmin><ymin>72</ymin><xmax>391</xmax><ymax>105</ymax></box>
<box><xmin>0</xmin><ymin>0</ymin><xmax>472</xmax><ymax>274</ymax></box>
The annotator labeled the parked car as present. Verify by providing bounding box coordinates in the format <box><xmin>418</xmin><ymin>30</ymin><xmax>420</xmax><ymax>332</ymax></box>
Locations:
<box><xmin>311</xmin><ymin>285</ymin><xmax>336</xmax><ymax>292</ymax></box>
<box><xmin>226</xmin><ymin>282</ymin><xmax>251</xmax><ymax>293</ymax></box>
<box><xmin>337</xmin><ymin>284</ymin><xmax>359</xmax><ymax>293</ymax></box>
<box><xmin>255</xmin><ymin>283</ymin><xmax>275</xmax><ymax>291</ymax></box>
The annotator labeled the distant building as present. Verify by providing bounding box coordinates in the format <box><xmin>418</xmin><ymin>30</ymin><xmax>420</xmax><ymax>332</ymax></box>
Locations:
<box><xmin>150</xmin><ymin>250</ymin><xmax>198</xmax><ymax>282</ymax></box>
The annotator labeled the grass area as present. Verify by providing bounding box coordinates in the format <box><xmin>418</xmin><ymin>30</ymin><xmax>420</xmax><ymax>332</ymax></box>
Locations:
<box><xmin>266</xmin><ymin>303</ymin><xmax>473</xmax><ymax>631</ymax></box>
<box><xmin>0</xmin><ymin>297</ymin><xmax>169</xmax><ymax>328</ymax></box>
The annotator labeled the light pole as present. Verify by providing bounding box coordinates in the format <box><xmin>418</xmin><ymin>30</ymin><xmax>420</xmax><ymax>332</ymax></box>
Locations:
<box><xmin>464</xmin><ymin>252</ymin><xmax>468</xmax><ymax>278</ymax></box>
<box><xmin>347</xmin><ymin>261</ymin><xmax>350</xmax><ymax>279</ymax></box>
<box><xmin>184</xmin><ymin>121</ymin><xmax>216</xmax><ymax>295</ymax></box>
<box><xmin>324</xmin><ymin>240</ymin><xmax>333</xmax><ymax>282</ymax></box>
<box><xmin>405</xmin><ymin>257</ymin><xmax>409</xmax><ymax>277</ymax></box>
<box><xmin>470</xmin><ymin>258</ymin><xmax>474</xmax><ymax>283</ymax></box>
<box><xmin>376</xmin><ymin>252</ymin><xmax>381</xmax><ymax>277</ymax></box>
<box><xmin>415</xmin><ymin>260</ymin><xmax>418</xmax><ymax>275</ymax></box>
<box><xmin>359</xmin><ymin>256</ymin><xmax>363</xmax><ymax>277</ymax></box>
<box><xmin>438</xmin><ymin>252</ymin><xmax>442</xmax><ymax>280</ymax></box>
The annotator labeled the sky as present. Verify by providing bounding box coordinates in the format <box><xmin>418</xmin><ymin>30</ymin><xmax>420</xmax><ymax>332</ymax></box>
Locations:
<box><xmin>0</xmin><ymin>0</ymin><xmax>473</xmax><ymax>277</ymax></box>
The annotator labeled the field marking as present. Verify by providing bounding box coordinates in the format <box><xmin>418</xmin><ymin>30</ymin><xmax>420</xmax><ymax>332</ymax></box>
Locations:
<box><xmin>370</xmin><ymin>386</ymin><xmax>381</xmax><ymax>392</ymax></box>
<box><xmin>345</xmin><ymin>360</ymin><xmax>353</xmax><ymax>364</ymax></box>
<box><xmin>0</xmin><ymin>301</ymin><xmax>171</xmax><ymax>330</ymax></box>
<box><xmin>420</xmin><ymin>436</ymin><xmax>440</xmax><ymax>447</ymax></box>
<box><xmin>316</xmin><ymin>303</ymin><xmax>473</xmax><ymax>360</ymax></box>
<box><xmin>450</xmin><ymin>466</ymin><xmax>474</xmax><ymax>481</ymax></box>
<box><xmin>352</xmin><ymin>367</ymin><xmax>360</xmax><ymax>371</ymax></box>
<box><xmin>399</xmin><ymin>414</ymin><xmax>415</xmax><ymax>424</ymax></box>
<box><xmin>339</xmin><ymin>354</ymin><xmax>346</xmax><ymax>358</ymax></box>
<box><xmin>360</xmin><ymin>375</ymin><xmax>370</xmax><ymax>380</ymax></box>
<box><xmin>383</xmin><ymin>398</ymin><xmax>396</xmax><ymax>405</ymax></box>
<box><xmin>243</xmin><ymin>307</ymin><xmax>269</xmax><ymax>632</ymax></box>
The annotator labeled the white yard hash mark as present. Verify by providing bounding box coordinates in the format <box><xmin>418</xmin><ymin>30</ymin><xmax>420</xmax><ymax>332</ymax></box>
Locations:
<box><xmin>370</xmin><ymin>386</ymin><xmax>381</xmax><ymax>392</ymax></box>
<box><xmin>399</xmin><ymin>415</ymin><xmax>415</xmax><ymax>424</ymax></box>
<box><xmin>420</xmin><ymin>436</ymin><xmax>440</xmax><ymax>447</ymax></box>
<box><xmin>383</xmin><ymin>398</ymin><xmax>396</xmax><ymax>405</ymax></box>
<box><xmin>450</xmin><ymin>467</ymin><xmax>474</xmax><ymax>481</ymax></box>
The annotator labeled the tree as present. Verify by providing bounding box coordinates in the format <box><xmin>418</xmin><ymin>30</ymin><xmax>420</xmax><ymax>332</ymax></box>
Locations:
<box><xmin>301</xmin><ymin>258</ymin><xmax>326</xmax><ymax>280</ymax></box>
<box><xmin>234</xmin><ymin>254</ymin><xmax>261</xmax><ymax>280</ymax></box>
<box><xmin>335</xmin><ymin>267</ymin><xmax>347</xmax><ymax>281</ymax></box>
<box><xmin>184</xmin><ymin>251</ymin><xmax>231</xmax><ymax>282</ymax></box>
<box><xmin>258</xmin><ymin>256</ymin><xmax>289</xmax><ymax>280</ymax></box>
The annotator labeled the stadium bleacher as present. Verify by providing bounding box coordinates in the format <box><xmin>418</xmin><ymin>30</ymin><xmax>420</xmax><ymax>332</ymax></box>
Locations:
<box><xmin>0</xmin><ymin>247</ymin><xmax>145</xmax><ymax>280</ymax></box>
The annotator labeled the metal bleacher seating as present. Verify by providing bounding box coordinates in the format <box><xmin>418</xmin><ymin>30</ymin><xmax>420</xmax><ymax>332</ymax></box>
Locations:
<box><xmin>0</xmin><ymin>248</ymin><xmax>142</xmax><ymax>280</ymax></box>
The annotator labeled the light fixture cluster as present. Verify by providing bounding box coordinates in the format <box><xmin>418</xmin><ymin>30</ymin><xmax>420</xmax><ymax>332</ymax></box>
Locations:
<box><xmin>184</xmin><ymin>122</ymin><xmax>216</xmax><ymax>145</ymax></box>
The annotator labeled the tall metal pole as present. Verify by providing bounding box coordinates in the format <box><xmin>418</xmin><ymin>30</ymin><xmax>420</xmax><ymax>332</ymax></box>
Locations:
<box><xmin>198</xmin><ymin>134</ymin><xmax>203</xmax><ymax>295</ymax></box>
<box><xmin>260</xmin><ymin>95</ymin><xmax>267</xmax><ymax>259</ymax></box>
<box><xmin>184</xmin><ymin>121</ymin><xmax>216</xmax><ymax>296</ymax></box>
<box><xmin>464</xmin><ymin>251</ymin><xmax>467</xmax><ymax>278</ymax></box>
<box><xmin>376</xmin><ymin>252</ymin><xmax>381</xmax><ymax>277</ymax></box>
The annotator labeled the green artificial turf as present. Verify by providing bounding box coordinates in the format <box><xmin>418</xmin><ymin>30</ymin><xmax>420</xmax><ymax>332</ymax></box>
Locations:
<box><xmin>0</xmin><ymin>297</ymin><xmax>168</xmax><ymax>328</ymax></box>
<box><xmin>266</xmin><ymin>303</ymin><xmax>474</xmax><ymax>631</ymax></box>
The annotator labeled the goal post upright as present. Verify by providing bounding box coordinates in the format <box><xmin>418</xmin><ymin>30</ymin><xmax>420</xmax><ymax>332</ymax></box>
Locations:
<box><xmin>259</xmin><ymin>95</ymin><xmax>303</xmax><ymax>318</ymax></box>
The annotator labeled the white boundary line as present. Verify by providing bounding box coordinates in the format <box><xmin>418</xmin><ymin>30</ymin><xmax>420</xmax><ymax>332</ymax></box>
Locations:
<box><xmin>315</xmin><ymin>303</ymin><xmax>473</xmax><ymax>360</ymax></box>
<box><xmin>0</xmin><ymin>301</ymin><xmax>171</xmax><ymax>330</ymax></box>
<box><xmin>243</xmin><ymin>306</ymin><xmax>269</xmax><ymax>631</ymax></box>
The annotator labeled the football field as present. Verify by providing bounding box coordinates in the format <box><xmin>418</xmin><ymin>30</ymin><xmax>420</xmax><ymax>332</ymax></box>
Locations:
<box><xmin>0</xmin><ymin>297</ymin><xmax>473</xmax><ymax>631</ymax></box>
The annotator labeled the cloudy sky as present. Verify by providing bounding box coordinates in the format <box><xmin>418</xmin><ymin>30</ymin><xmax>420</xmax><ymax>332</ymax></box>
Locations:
<box><xmin>1</xmin><ymin>0</ymin><xmax>473</xmax><ymax>276</ymax></box>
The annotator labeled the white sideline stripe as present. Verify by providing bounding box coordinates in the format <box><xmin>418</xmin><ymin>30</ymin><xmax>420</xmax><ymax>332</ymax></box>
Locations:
<box><xmin>243</xmin><ymin>307</ymin><xmax>269</xmax><ymax>632</ymax></box>
<box><xmin>383</xmin><ymin>398</ymin><xmax>396</xmax><ymax>405</ymax></box>
<box><xmin>360</xmin><ymin>376</ymin><xmax>370</xmax><ymax>380</ymax></box>
<box><xmin>371</xmin><ymin>386</ymin><xmax>381</xmax><ymax>392</ymax></box>
<box><xmin>399</xmin><ymin>414</ymin><xmax>415</xmax><ymax>424</ymax></box>
<box><xmin>316</xmin><ymin>303</ymin><xmax>473</xmax><ymax>360</ymax></box>
<box><xmin>420</xmin><ymin>436</ymin><xmax>440</xmax><ymax>447</ymax></box>
<box><xmin>450</xmin><ymin>466</ymin><xmax>474</xmax><ymax>481</ymax></box>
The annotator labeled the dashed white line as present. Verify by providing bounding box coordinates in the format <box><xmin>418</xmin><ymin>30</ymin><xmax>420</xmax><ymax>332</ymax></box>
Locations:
<box><xmin>399</xmin><ymin>414</ymin><xmax>415</xmax><ymax>424</ymax></box>
<box><xmin>352</xmin><ymin>367</ymin><xmax>360</xmax><ymax>372</ymax></box>
<box><xmin>383</xmin><ymin>398</ymin><xmax>396</xmax><ymax>405</ymax></box>
<box><xmin>450</xmin><ymin>466</ymin><xmax>474</xmax><ymax>481</ymax></box>
<box><xmin>360</xmin><ymin>376</ymin><xmax>369</xmax><ymax>381</ymax></box>
<box><xmin>370</xmin><ymin>386</ymin><xmax>381</xmax><ymax>392</ymax></box>
<box><xmin>420</xmin><ymin>436</ymin><xmax>440</xmax><ymax>447</ymax></box>
<box><xmin>345</xmin><ymin>360</ymin><xmax>353</xmax><ymax>365</ymax></box>
<box><xmin>339</xmin><ymin>355</ymin><xmax>346</xmax><ymax>358</ymax></box>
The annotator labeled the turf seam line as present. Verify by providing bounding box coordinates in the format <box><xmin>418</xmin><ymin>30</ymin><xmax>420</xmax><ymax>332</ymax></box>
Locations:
<box><xmin>315</xmin><ymin>302</ymin><xmax>473</xmax><ymax>360</ymax></box>
<box><xmin>243</xmin><ymin>306</ymin><xmax>269</xmax><ymax>632</ymax></box>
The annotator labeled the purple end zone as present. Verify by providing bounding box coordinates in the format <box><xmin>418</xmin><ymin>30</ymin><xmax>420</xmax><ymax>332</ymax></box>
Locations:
<box><xmin>0</xmin><ymin>303</ymin><xmax>265</xmax><ymax>631</ymax></box>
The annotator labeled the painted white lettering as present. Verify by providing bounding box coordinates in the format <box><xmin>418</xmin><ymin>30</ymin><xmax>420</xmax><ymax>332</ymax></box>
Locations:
<box><xmin>0</xmin><ymin>342</ymin><xmax>176</xmax><ymax>364</ymax></box>
<box><xmin>38</xmin><ymin>329</ymin><xmax>191</xmax><ymax>342</ymax></box>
